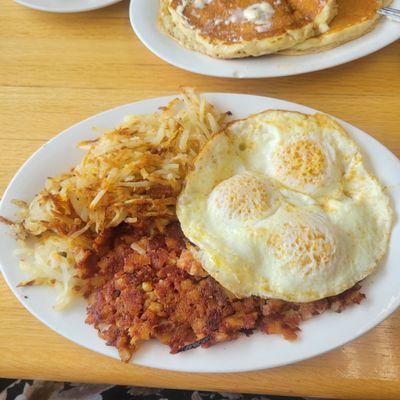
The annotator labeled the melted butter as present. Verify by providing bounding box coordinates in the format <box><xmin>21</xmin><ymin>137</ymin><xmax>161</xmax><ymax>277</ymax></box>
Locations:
<box><xmin>223</xmin><ymin>2</ymin><xmax>275</xmax><ymax>32</ymax></box>
<box><xmin>177</xmin><ymin>0</ymin><xmax>213</xmax><ymax>14</ymax></box>
<box><xmin>176</xmin><ymin>0</ymin><xmax>276</xmax><ymax>34</ymax></box>
<box><xmin>193</xmin><ymin>0</ymin><xmax>213</xmax><ymax>8</ymax></box>
<box><xmin>243</xmin><ymin>2</ymin><xmax>275</xmax><ymax>25</ymax></box>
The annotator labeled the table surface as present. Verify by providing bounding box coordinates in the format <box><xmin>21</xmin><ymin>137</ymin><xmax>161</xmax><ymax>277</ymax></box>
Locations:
<box><xmin>1</xmin><ymin>1</ymin><xmax>400</xmax><ymax>399</ymax></box>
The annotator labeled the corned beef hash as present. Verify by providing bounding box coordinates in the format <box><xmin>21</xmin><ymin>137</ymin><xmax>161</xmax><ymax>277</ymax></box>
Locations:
<box><xmin>9</xmin><ymin>90</ymin><xmax>392</xmax><ymax>362</ymax></box>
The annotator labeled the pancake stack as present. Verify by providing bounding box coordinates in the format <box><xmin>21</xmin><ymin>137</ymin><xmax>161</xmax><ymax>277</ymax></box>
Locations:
<box><xmin>159</xmin><ymin>0</ymin><xmax>390</xmax><ymax>58</ymax></box>
<box><xmin>284</xmin><ymin>0</ymin><xmax>392</xmax><ymax>54</ymax></box>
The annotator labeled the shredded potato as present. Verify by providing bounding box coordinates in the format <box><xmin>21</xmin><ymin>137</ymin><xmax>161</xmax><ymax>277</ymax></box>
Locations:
<box><xmin>23</xmin><ymin>89</ymin><xmax>227</xmax><ymax>236</ymax></box>
<box><xmin>14</xmin><ymin>89</ymin><xmax>229</xmax><ymax>308</ymax></box>
<box><xmin>17</xmin><ymin>234</ymin><xmax>84</xmax><ymax>310</ymax></box>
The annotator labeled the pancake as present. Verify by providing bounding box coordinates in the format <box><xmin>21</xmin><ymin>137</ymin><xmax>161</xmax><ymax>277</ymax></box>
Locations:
<box><xmin>158</xmin><ymin>0</ymin><xmax>337</xmax><ymax>59</ymax></box>
<box><xmin>282</xmin><ymin>0</ymin><xmax>392</xmax><ymax>54</ymax></box>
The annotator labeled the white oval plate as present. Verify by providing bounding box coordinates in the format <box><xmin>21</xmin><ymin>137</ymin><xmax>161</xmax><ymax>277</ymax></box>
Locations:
<box><xmin>1</xmin><ymin>93</ymin><xmax>400</xmax><ymax>373</ymax></box>
<box><xmin>130</xmin><ymin>0</ymin><xmax>400</xmax><ymax>78</ymax></box>
<box><xmin>14</xmin><ymin>0</ymin><xmax>122</xmax><ymax>13</ymax></box>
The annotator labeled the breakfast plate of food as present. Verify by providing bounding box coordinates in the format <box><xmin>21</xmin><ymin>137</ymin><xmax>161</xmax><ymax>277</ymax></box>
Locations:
<box><xmin>0</xmin><ymin>90</ymin><xmax>399</xmax><ymax>372</ymax></box>
<box><xmin>13</xmin><ymin>0</ymin><xmax>122</xmax><ymax>13</ymax></box>
<box><xmin>130</xmin><ymin>0</ymin><xmax>400</xmax><ymax>78</ymax></box>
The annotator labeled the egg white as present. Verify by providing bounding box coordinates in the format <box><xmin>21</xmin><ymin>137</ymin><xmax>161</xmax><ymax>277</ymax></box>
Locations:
<box><xmin>177</xmin><ymin>111</ymin><xmax>393</xmax><ymax>302</ymax></box>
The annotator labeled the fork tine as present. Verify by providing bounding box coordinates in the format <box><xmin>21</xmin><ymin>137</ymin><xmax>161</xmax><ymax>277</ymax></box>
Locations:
<box><xmin>382</xmin><ymin>7</ymin><xmax>400</xmax><ymax>14</ymax></box>
<box><xmin>378</xmin><ymin>7</ymin><xmax>400</xmax><ymax>22</ymax></box>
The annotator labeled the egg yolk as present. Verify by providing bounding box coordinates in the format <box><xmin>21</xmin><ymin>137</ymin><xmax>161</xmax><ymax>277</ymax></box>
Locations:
<box><xmin>208</xmin><ymin>172</ymin><xmax>279</xmax><ymax>222</ymax></box>
<box><xmin>273</xmin><ymin>139</ymin><xmax>327</xmax><ymax>190</ymax></box>
<box><xmin>269</xmin><ymin>220</ymin><xmax>337</xmax><ymax>276</ymax></box>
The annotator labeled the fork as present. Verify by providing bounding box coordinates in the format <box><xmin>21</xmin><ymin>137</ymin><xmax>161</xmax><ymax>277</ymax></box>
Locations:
<box><xmin>378</xmin><ymin>7</ymin><xmax>400</xmax><ymax>22</ymax></box>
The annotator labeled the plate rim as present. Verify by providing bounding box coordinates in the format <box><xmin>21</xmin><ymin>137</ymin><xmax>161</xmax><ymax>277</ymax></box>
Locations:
<box><xmin>1</xmin><ymin>92</ymin><xmax>400</xmax><ymax>373</ymax></box>
<box><xmin>129</xmin><ymin>0</ymin><xmax>400</xmax><ymax>78</ymax></box>
<box><xmin>13</xmin><ymin>0</ymin><xmax>123</xmax><ymax>13</ymax></box>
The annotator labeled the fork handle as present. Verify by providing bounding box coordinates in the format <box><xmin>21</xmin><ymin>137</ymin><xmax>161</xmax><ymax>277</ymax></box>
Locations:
<box><xmin>378</xmin><ymin>7</ymin><xmax>400</xmax><ymax>22</ymax></box>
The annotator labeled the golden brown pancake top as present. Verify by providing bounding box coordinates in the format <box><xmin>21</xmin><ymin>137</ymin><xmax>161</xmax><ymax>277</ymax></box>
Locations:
<box><xmin>328</xmin><ymin>0</ymin><xmax>380</xmax><ymax>33</ymax></box>
<box><xmin>170</xmin><ymin>0</ymin><xmax>329</xmax><ymax>43</ymax></box>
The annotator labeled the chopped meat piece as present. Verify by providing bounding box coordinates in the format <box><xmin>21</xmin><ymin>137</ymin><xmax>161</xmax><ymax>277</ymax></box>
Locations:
<box><xmin>328</xmin><ymin>283</ymin><xmax>366</xmax><ymax>313</ymax></box>
<box><xmin>85</xmin><ymin>221</ymin><xmax>365</xmax><ymax>362</ymax></box>
<box><xmin>177</xmin><ymin>248</ymin><xmax>208</xmax><ymax>277</ymax></box>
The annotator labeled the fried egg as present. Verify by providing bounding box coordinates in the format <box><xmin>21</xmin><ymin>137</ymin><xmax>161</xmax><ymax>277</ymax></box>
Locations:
<box><xmin>177</xmin><ymin>111</ymin><xmax>393</xmax><ymax>302</ymax></box>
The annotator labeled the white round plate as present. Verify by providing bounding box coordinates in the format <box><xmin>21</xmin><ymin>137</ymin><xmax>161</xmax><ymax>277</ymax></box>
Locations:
<box><xmin>130</xmin><ymin>0</ymin><xmax>400</xmax><ymax>78</ymax></box>
<box><xmin>1</xmin><ymin>93</ymin><xmax>400</xmax><ymax>373</ymax></box>
<box><xmin>14</xmin><ymin>0</ymin><xmax>122</xmax><ymax>13</ymax></box>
